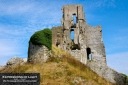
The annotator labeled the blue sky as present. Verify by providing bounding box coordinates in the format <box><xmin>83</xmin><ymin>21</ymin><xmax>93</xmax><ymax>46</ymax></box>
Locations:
<box><xmin>0</xmin><ymin>0</ymin><xmax>128</xmax><ymax>75</ymax></box>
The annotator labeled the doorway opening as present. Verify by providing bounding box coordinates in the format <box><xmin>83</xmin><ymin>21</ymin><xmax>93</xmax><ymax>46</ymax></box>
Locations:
<box><xmin>86</xmin><ymin>48</ymin><xmax>92</xmax><ymax>60</ymax></box>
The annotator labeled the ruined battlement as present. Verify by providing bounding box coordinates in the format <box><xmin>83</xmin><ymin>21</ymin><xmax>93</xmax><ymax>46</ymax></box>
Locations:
<box><xmin>52</xmin><ymin>5</ymin><xmax>125</xmax><ymax>85</ymax></box>
<box><xmin>61</xmin><ymin>5</ymin><xmax>85</xmax><ymax>29</ymax></box>
<box><xmin>52</xmin><ymin>4</ymin><xmax>106</xmax><ymax>65</ymax></box>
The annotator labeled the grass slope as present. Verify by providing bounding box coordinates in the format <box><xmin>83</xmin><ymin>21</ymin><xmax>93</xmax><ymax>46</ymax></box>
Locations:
<box><xmin>0</xmin><ymin>45</ymin><xmax>114</xmax><ymax>85</ymax></box>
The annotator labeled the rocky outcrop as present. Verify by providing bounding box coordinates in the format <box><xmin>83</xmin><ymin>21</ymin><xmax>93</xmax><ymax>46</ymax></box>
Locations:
<box><xmin>23</xmin><ymin>58</ymin><xmax>27</xmax><ymax>62</ymax></box>
<box><xmin>0</xmin><ymin>57</ymin><xmax>26</xmax><ymax>72</ymax></box>
<box><xmin>28</xmin><ymin>42</ymin><xmax>51</xmax><ymax>63</ymax></box>
<box><xmin>6</xmin><ymin>57</ymin><xmax>25</xmax><ymax>67</ymax></box>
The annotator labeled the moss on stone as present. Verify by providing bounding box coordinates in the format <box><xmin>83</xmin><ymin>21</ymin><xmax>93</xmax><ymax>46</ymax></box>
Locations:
<box><xmin>30</xmin><ymin>28</ymin><xmax>52</xmax><ymax>50</ymax></box>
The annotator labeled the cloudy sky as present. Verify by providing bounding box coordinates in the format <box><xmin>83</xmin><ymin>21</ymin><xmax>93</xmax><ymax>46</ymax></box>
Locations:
<box><xmin>0</xmin><ymin>0</ymin><xmax>128</xmax><ymax>75</ymax></box>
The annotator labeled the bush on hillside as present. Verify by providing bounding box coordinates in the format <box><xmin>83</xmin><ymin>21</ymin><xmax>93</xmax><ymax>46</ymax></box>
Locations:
<box><xmin>30</xmin><ymin>28</ymin><xmax>52</xmax><ymax>50</ymax></box>
<box><xmin>122</xmin><ymin>73</ymin><xmax>128</xmax><ymax>84</ymax></box>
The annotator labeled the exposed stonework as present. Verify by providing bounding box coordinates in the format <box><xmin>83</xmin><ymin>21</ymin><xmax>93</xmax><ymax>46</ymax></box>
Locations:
<box><xmin>52</xmin><ymin>4</ymin><xmax>105</xmax><ymax>67</ymax></box>
<box><xmin>52</xmin><ymin>26</ymin><xmax>63</xmax><ymax>48</ymax></box>
<box><xmin>23</xmin><ymin>58</ymin><xmax>27</xmax><ymax>62</ymax></box>
<box><xmin>28</xmin><ymin>42</ymin><xmax>51</xmax><ymax>63</ymax></box>
<box><xmin>0</xmin><ymin>57</ymin><xmax>26</xmax><ymax>72</ymax></box>
<box><xmin>6</xmin><ymin>57</ymin><xmax>24</xmax><ymax>66</ymax></box>
<box><xmin>52</xmin><ymin>4</ymin><xmax>126</xmax><ymax>85</ymax></box>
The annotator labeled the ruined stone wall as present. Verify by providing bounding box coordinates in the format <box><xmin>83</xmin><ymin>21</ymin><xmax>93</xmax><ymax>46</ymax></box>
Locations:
<box><xmin>52</xmin><ymin>26</ymin><xmax>63</xmax><ymax>48</ymax></box>
<box><xmin>28</xmin><ymin>42</ymin><xmax>51</xmax><ymax>63</ymax></box>
<box><xmin>87</xmin><ymin>62</ymin><xmax>125</xmax><ymax>85</ymax></box>
<box><xmin>85</xmin><ymin>23</ymin><xmax>125</xmax><ymax>85</ymax></box>
<box><xmin>51</xmin><ymin>4</ymin><xmax>126</xmax><ymax>85</ymax></box>
<box><xmin>60</xmin><ymin>5</ymin><xmax>87</xmax><ymax>64</ymax></box>
<box><xmin>85</xmin><ymin>24</ymin><xmax>106</xmax><ymax>65</ymax></box>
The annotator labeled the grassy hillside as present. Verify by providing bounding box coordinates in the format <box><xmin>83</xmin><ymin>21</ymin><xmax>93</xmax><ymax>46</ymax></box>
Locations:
<box><xmin>0</xmin><ymin>45</ymin><xmax>114</xmax><ymax>85</ymax></box>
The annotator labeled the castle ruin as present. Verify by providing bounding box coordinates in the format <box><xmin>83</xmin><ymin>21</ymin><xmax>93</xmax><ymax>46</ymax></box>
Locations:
<box><xmin>52</xmin><ymin>5</ymin><xmax>125</xmax><ymax>85</ymax></box>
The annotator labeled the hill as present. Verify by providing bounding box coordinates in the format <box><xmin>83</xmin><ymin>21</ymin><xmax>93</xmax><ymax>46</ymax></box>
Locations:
<box><xmin>0</xmin><ymin>45</ymin><xmax>114</xmax><ymax>85</ymax></box>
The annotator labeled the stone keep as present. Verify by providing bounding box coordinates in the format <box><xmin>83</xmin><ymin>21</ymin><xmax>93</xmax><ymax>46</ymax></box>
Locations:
<box><xmin>52</xmin><ymin>5</ymin><xmax>125</xmax><ymax>85</ymax></box>
<box><xmin>52</xmin><ymin>5</ymin><xmax>106</xmax><ymax>65</ymax></box>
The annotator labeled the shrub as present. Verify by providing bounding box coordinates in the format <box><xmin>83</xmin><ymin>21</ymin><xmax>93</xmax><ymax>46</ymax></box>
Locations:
<box><xmin>122</xmin><ymin>73</ymin><xmax>128</xmax><ymax>83</ymax></box>
<box><xmin>30</xmin><ymin>28</ymin><xmax>52</xmax><ymax>50</ymax></box>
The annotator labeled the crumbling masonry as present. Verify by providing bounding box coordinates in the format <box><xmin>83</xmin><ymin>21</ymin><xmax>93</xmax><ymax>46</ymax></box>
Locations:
<box><xmin>52</xmin><ymin>5</ymin><xmax>125</xmax><ymax>85</ymax></box>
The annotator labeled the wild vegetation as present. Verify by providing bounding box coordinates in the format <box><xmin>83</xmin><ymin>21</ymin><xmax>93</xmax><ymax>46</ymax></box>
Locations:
<box><xmin>30</xmin><ymin>28</ymin><xmax>52</xmax><ymax>50</ymax></box>
<box><xmin>0</xmin><ymin>45</ymin><xmax>115</xmax><ymax>85</ymax></box>
<box><xmin>122</xmin><ymin>73</ymin><xmax>128</xmax><ymax>84</ymax></box>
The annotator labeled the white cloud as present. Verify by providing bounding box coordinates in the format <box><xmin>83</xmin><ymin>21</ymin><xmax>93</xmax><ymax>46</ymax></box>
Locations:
<box><xmin>0</xmin><ymin>24</ymin><xmax>32</xmax><ymax>44</ymax></box>
<box><xmin>0</xmin><ymin>37</ymin><xmax>29</xmax><ymax>65</ymax></box>
<box><xmin>0</xmin><ymin>39</ymin><xmax>23</xmax><ymax>65</ymax></box>
<box><xmin>107</xmin><ymin>52</ymin><xmax>128</xmax><ymax>75</ymax></box>
<box><xmin>0</xmin><ymin>0</ymin><xmax>62</xmax><ymax>28</ymax></box>
<box><xmin>0</xmin><ymin>0</ymin><xmax>61</xmax><ymax>17</ymax></box>
<box><xmin>0</xmin><ymin>1</ymin><xmax>35</xmax><ymax>15</ymax></box>
<box><xmin>0</xmin><ymin>39</ymin><xmax>21</xmax><ymax>57</ymax></box>
<box><xmin>82</xmin><ymin>0</ymin><xmax>116</xmax><ymax>11</ymax></box>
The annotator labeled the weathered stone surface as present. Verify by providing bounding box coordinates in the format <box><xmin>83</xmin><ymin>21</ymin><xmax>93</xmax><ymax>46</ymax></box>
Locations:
<box><xmin>52</xmin><ymin>26</ymin><xmax>63</xmax><ymax>48</ymax></box>
<box><xmin>72</xmin><ymin>77</ymin><xmax>86</xmax><ymax>85</ymax></box>
<box><xmin>52</xmin><ymin>4</ymin><xmax>126</xmax><ymax>85</ymax></box>
<box><xmin>53</xmin><ymin>4</ymin><xmax>87</xmax><ymax>64</ymax></box>
<box><xmin>87</xmin><ymin>62</ymin><xmax>125</xmax><ymax>85</ymax></box>
<box><xmin>23</xmin><ymin>58</ymin><xmax>27</xmax><ymax>62</ymax></box>
<box><xmin>28</xmin><ymin>42</ymin><xmax>51</xmax><ymax>63</ymax></box>
<box><xmin>6</xmin><ymin>57</ymin><xmax>24</xmax><ymax>66</ymax></box>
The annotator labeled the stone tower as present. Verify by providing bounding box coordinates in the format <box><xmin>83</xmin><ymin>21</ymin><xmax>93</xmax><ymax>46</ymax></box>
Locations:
<box><xmin>53</xmin><ymin>4</ymin><xmax>106</xmax><ymax>65</ymax></box>
<box><xmin>52</xmin><ymin>5</ymin><xmax>126</xmax><ymax>85</ymax></box>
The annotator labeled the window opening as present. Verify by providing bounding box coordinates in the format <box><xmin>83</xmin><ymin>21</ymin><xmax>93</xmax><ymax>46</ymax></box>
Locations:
<box><xmin>71</xmin><ymin>44</ymin><xmax>80</xmax><ymax>50</ymax></box>
<box><xmin>89</xmin><ymin>54</ymin><xmax>92</xmax><ymax>60</ymax></box>
<box><xmin>56</xmin><ymin>40</ymin><xmax>60</xmax><ymax>47</ymax></box>
<box><xmin>86</xmin><ymin>48</ymin><xmax>92</xmax><ymax>60</ymax></box>
<box><xmin>70</xmin><ymin>29</ymin><xmax>74</xmax><ymax>40</ymax></box>
<box><xmin>72</xmin><ymin>14</ymin><xmax>77</xmax><ymax>24</ymax></box>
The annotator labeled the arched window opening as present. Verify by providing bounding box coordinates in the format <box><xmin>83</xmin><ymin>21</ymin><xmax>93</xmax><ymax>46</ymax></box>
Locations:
<box><xmin>86</xmin><ymin>48</ymin><xmax>92</xmax><ymax>60</ymax></box>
